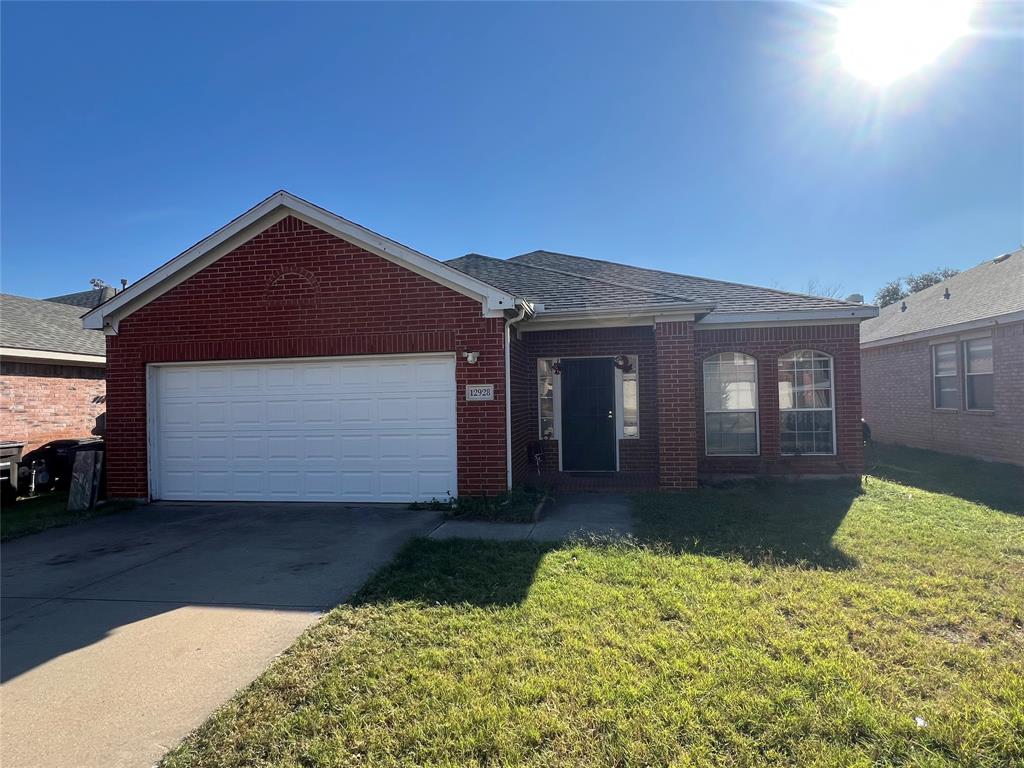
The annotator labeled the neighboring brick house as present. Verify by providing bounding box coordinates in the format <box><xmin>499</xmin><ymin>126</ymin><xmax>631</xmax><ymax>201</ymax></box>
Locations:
<box><xmin>1</xmin><ymin>289</ymin><xmax>111</xmax><ymax>451</ymax></box>
<box><xmin>83</xmin><ymin>191</ymin><xmax>877</xmax><ymax>502</ymax></box>
<box><xmin>861</xmin><ymin>251</ymin><xmax>1024</xmax><ymax>466</ymax></box>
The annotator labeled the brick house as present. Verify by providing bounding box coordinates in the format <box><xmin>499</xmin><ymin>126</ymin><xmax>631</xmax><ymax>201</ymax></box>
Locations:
<box><xmin>861</xmin><ymin>251</ymin><xmax>1023</xmax><ymax>466</ymax></box>
<box><xmin>1</xmin><ymin>290</ymin><xmax>111</xmax><ymax>451</ymax></box>
<box><xmin>82</xmin><ymin>191</ymin><xmax>877</xmax><ymax>502</ymax></box>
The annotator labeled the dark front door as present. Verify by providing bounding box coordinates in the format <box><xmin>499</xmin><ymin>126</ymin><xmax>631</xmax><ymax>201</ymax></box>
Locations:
<box><xmin>560</xmin><ymin>358</ymin><xmax>616</xmax><ymax>471</ymax></box>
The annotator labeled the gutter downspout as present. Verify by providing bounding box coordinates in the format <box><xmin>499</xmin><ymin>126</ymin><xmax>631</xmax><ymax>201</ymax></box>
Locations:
<box><xmin>504</xmin><ymin>302</ymin><xmax>529</xmax><ymax>490</ymax></box>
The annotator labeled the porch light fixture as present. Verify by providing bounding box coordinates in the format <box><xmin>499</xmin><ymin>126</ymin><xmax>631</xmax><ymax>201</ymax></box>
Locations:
<box><xmin>462</xmin><ymin>351</ymin><xmax>480</xmax><ymax>364</ymax></box>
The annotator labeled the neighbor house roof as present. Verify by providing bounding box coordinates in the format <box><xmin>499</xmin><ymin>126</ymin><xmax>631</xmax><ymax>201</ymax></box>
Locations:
<box><xmin>447</xmin><ymin>250</ymin><xmax>876</xmax><ymax>322</ymax></box>
<box><xmin>45</xmin><ymin>287</ymin><xmax>117</xmax><ymax>309</ymax></box>
<box><xmin>0</xmin><ymin>293</ymin><xmax>106</xmax><ymax>362</ymax></box>
<box><xmin>860</xmin><ymin>249</ymin><xmax>1024</xmax><ymax>347</ymax></box>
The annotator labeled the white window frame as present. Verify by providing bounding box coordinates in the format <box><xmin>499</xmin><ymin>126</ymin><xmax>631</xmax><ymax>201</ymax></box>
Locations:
<box><xmin>778</xmin><ymin>350</ymin><xmax>836</xmax><ymax>456</ymax></box>
<box><xmin>703</xmin><ymin>352</ymin><xmax>760</xmax><ymax>457</ymax></box>
<box><xmin>963</xmin><ymin>337</ymin><xmax>994</xmax><ymax>412</ymax></box>
<box><xmin>932</xmin><ymin>342</ymin><xmax>959</xmax><ymax>411</ymax></box>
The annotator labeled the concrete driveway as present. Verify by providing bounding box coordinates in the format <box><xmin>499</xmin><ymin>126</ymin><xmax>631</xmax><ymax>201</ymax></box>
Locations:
<box><xmin>0</xmin><ymin>502</ymin><xmax>443</xmax><ymax>768</ymax></box>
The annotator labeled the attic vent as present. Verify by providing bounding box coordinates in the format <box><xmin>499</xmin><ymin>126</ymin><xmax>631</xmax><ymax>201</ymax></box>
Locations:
<box><xmin>993</xmin><ymin>252</ymin><xmax>1012</xmax><ymax>264</ymax></box>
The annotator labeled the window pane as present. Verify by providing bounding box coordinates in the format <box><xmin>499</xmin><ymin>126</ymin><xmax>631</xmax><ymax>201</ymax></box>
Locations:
<box><xmin>704</xmin><ymin>354</ymin><xmax>757</xmax><ymax>411</ymax></box>
<box><xmin>778</xmin><ymin>379</ymin><xmax>793</xmax><ymax>410</ymax></box>
<box><xmin>538</xmin><ymin>359</ymin><xmax>555</xmax><ymax>439</ymax></box>
<box><xmin>935</xmin><ymin>377</ymin><xmax>959</xmax><ymax>409</ymax></box>
<box><xmin>780</xmin><ymin>409</ymin><xmax>833</xmax><ymax>454</ymax></box>
<box><xmin>622</xmin><ymin>374</ymin><xmax>639</xmax><ymax>438</ymax></box>
<box><xmin>965</xmin><ymin>338</ymin><xmax>993</xmax><ymax>374</ymax></box>
<box><xmin>933</xmin><ymin>343</ymin><xmax>957</xmax><ymax>376</ymax></box>
<box><xmin>967</xmin><ymin>373</ymin><xmax>993</xmax><ymax>410</ymax></box>
<box><xmin>706</xmin><ymin>412</ymin><xmax>757</xmax><ymax>455</ymax></box>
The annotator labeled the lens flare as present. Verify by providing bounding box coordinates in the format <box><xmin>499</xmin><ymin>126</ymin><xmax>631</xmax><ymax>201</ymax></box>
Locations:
<box><xmin>836</xmin><ymin>0</ymin><xmax>975</xmax><ymax>85</ymax></box>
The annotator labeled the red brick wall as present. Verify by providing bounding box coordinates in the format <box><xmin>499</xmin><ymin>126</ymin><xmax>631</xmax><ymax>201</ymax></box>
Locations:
<box><xmin>694</xmin><ymin>323</ymin><xmax>864</xmax><ymax>477</ymax></box>
<box><xmin>656</xmin><ymin>321</ymin><xmax>698</xmax><ymax>488</ymax></box>
<box><xmin>105</xmin><ymin>215</ymin><xmax>507</xmax><ymax>498</ymax></box>
<box><xmin>509</xmin><ymin>326</ymin><xmax>658</xmax><ymax>484</ymax></box>
<box><xmin>861</xmin><ymin>320</ymin><xmax>1023</xmax><ymax>466</ymax></box>
<box><xmin>0</xmin><ymin>362</ymin><xmax>106</xmax><ymax>451</ymax></box>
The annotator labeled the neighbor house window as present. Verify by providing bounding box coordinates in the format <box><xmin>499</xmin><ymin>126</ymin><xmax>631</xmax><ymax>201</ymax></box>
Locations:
<box><xmin>778</xmin><ymin>350</ymin><xmax>834</xmax><ymax>455</ymax></box>
<box><xmin>538</xmin><ymin>358</ymin><xmax>556</xmax><ymax>439</ymax></box>
<box><xmin>622</xmin><ymin>355</ymin><xmax>639</xmax><ymax>438</ymax></box>
<box><xmin>703</xmin><ymin>352</ymin><xmax>758</xmax><ymax>455</ymax></box>
<box><xmin>964</xmin><ymin>337</ymin><xmax>994</xmax><ymax>410</ymax></box>
<box><xmin>932</xmin><ymin>342</ymin><xmax>958</xmax><ymax>409</ymax></box>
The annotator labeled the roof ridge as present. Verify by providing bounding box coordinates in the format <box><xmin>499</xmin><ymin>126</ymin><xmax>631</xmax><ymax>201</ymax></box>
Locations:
<box><xmin>514</xmin><ymin>250</ymin><xmax>868</xmax><ymax>308</ymax></box>
<box><xmin>458</xmin><ymin>252</ymin><xmax>704</xmax><ymax>305</ymax></box>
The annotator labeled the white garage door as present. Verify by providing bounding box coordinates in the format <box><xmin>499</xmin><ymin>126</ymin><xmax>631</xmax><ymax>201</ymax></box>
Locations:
<box><xmin>151</xmin><ymin>355</ymin><xmax>457</xmax><ymax>502</ymax></box>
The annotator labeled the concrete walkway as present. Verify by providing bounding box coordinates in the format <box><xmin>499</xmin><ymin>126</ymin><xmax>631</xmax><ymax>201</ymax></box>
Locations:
<box><xmin>0</xmin><ymin>502</ymin><xmax>442</xmax><ymax>768</ymax></box>
<box><xmin>429</xmin><ymin>492</ymin><xmax>634</xmax><ymax>542</ymax></box>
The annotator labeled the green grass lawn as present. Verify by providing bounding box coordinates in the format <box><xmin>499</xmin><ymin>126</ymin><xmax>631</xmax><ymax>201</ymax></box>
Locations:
<box><xmin>1</xmin><ymin>492</ymin><xmax>138</xmax><ymax>540</ymax></box>
<box><xmin>163</xmin><ymin>445</ymin><xmax>1023</xmax><ymax>768</ymax></box>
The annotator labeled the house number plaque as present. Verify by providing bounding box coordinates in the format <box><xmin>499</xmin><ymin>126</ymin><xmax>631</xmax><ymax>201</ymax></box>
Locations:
<box><xmin>465</xmin><ymin>384</ymin><xmax>494</xmax><ymax>401</ymax></box>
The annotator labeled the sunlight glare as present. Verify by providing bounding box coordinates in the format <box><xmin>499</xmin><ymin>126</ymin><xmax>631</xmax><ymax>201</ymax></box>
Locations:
<box><xmin>836</xmin><ymin>0</ymin><xmax>975</xmax><ymax>85</ymax></box>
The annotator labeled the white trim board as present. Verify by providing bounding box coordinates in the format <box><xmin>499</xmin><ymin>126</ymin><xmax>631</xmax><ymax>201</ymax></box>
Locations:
<box><xmin>698</xmin><ymin>307</ymin><xmax>878</xmax><ymax>327</ymax></box>
<box><xmin>84</xmin><ymin>191</ymin><xmax>522</xmax><ymax>331</ymax></box>
<box><xmin>0</xmin><ymin>347</ymin><xmax>106</xmax><ymax>367</ymax></box>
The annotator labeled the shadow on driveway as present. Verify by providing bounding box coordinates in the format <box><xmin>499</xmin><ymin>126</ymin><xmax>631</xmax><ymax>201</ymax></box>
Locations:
<box><xmin>0</xmin><ymin>502</ymin><xmax>441</xmax><ymax>768</ymax></box>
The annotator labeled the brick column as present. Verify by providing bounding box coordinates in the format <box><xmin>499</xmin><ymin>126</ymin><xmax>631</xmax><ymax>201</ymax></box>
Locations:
<box><xmin>655</xmin><ymin>320</ymin><xmax>697</xmax><ymax>489</ymax></box>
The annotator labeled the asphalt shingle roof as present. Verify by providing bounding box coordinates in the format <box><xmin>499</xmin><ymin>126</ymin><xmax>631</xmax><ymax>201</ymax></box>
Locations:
<box><xmin>44</xmin><ymin>287</ymin><xmax>116</xmax><ymax>309</ymax></box>
<box><xmin>860</xmin><ymin>249</ymin><xmax>1024</xmax><ymax>344</ymax></box>
<box><xmin>0</xmin><ymin>293</ymin><xmax>107</xmax><ymax>356</ymax></box>
<box><xmin>447</xmin><ymin>250</ymin><xmax>869</xmax><ymax>317</ymax></box>
<box><xmin>446</xmin><ymin>254</ymin><xmax>696</xmax><ymax>313</ymax></box>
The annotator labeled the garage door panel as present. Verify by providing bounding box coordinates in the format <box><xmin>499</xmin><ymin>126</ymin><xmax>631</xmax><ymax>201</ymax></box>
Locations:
<box><xmin>301</xmin><ymin>399</ymin><xmax>336</xmax><ymax>428</ymax></box>
<box><xmin>415</xmin><ymin>395</ymin><xmax>455</xmax><ymax>426</ymax></box>
<box><xmin>153</xmin><ymin>356</ymin><xmax>457</xmax><ymax>502</ymax></box>
<box><xmin>418</xmin><ymin>471</ymin><xmax>454</xmax><ymax>498</ymax></box>
<box><xmin>338</xmin><ymin>397</ymin><xmax>376</xmax><ymax>426</ymax></box>
<box><xmin>266</xmin><ymin>399</ymin><xmax>299</xmax><ymax>427</ymax></box>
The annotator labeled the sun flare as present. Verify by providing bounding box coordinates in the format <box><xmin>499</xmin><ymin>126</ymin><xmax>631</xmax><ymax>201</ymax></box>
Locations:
<box><xmin>836</xmin><ymin>0</ymin><xmax>975</xmax><ymax>85</ymax></box>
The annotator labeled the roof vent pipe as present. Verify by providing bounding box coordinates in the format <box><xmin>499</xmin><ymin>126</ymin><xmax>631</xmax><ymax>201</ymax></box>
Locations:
<box><xmin>943</xmin><ymin>288</ymin><xmax>951</xmax><ymax>299</ymax></box>
<box><xmin>900</xmin><ymin>301</ymin><xmax>907</xmax><ymax>312</ymax></box>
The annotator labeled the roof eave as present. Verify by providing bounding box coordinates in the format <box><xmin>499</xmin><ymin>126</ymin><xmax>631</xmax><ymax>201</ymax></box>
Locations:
<box><xmin>0</xmin><ymin>347</ymin><xmax>106</xmax><ymax>366</ymax></box>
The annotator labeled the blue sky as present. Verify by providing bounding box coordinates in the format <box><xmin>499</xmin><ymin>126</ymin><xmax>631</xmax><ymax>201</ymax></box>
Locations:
<box><xmin>2</xmin><ymin>2</ymin><xmax>1021</xmax><ymax>301</ymax></box>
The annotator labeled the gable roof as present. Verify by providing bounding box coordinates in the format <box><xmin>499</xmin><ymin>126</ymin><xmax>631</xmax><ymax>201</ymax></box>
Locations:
<box><xmin>82</xmin><ymin>191</ymin><xmax>521</xmax><ymax>331</ymax></box>
<box><xmin>448</xmin><ymin>249</ymin><xmax>876</xmax><ymax>322</ymax></box>
<box><xmin>45</xmin><ymin>287</ymin><xmax>117</xmax><ymax>309</ymax></box>
<box><xmin>1</xmin><ymin>293</ymin><xmax>106</xmax><ymax>360</ymax></box>
<box><xmin>861</xmin><ymin>249</ymin><xmax>1024</xmax><ymax>346</ymax></box>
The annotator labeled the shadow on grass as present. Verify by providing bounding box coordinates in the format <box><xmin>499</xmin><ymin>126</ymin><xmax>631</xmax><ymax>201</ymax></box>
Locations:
<box><xmin>352</xmin><ymin>538</ymin><xmax>555</xmax><ymax>607</ymax></box>
<box><xmin>634</xmin><ymin>480</ymin><xmax>862</xmax><ymax>570</ymax></box>
<box><xmin>866</xmin><ymin>443</ymin><xmax>1024</xmax><ymax>516</ymax></box>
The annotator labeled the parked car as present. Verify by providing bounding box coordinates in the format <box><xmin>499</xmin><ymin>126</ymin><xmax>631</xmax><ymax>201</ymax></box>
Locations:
<box><xmin>17</xmin><ymin>438</ymin><xmax>104</xmax><ymax>495</ymax></box>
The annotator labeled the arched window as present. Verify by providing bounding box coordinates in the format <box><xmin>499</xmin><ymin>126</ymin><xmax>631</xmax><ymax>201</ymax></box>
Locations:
<box><xmin>778</xmin><ymin>350</ymin><xmax>835</xmax><ymax>455</ymax></box>
<box><xmin>703</xmin><ymin>353</ymin><xmax>759</xmax><ymax>455</ymax></box>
